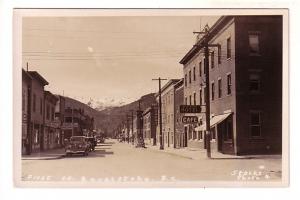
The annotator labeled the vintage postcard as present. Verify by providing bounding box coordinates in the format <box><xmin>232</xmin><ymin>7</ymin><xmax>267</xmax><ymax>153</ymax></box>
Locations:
<box><xmin>13</xmin><ymin>9</ymin><xmax>289</xmax><ymax>187</ymax></box>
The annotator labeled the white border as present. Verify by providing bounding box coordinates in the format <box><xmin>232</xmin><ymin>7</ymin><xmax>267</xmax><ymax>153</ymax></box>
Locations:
<box><xmin>0</xmin><ymin>1</ymin><xmax>299</xmax><ymax>200</ymax></box>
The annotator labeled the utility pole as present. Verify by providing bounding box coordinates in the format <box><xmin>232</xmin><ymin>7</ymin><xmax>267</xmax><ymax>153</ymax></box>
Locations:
<box><xmin>152</xmin><ymin>77</ymin><xmax>167</xmax><ymax>150</ymax></box>
<box><xmin>193</xmin><ymin>24</ymin><xmax>220</xmax><ymax>158</ymax></box>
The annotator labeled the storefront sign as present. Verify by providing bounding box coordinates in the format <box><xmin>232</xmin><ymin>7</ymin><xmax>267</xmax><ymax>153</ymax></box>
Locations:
<box><xmin>180</xmin><ymin>105</ymin><xmax>201</xmax><ymax>113</ymax></box>
<box><xmin>182</xmin><ymin>116</ymin><xmax>198</xmax><ymax>124</ymax></box>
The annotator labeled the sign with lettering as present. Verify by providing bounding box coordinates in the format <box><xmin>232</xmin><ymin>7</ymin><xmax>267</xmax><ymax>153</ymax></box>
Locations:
<box><xmin>182</xmin><ymin>116</ymin><xmax>198</xmax><ymax>124</ymax></box>
<box><xmin>180</xmin><ymin>105</ymin><xmax>201</xmax><ymax>113</ymax></box>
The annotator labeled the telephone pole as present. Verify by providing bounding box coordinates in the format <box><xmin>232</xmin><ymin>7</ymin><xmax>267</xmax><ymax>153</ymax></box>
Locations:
<box><xmin>152</xmin><ymin>77</ymin><xmax>167</xmax><ymax>150</ymax></box>
<box><xmin>193</xmin><ymin>24</ymin><xmax>220</xmax><ymax>158</ymax></box>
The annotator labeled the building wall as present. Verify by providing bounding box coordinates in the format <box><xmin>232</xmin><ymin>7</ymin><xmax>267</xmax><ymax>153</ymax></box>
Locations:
<box><xmin>234</xmin><ymin>16</ymin><xmax>282</xmax><ymax>155</ymax></box>
<box><xmin>161</xmin><ymin>84</ymin><xmax>176</xmax><ymax>148</ymax></box>
<box><xmin>30</xmin><ymin>78</ymin><xmax>45</xmax><ymax>152</ymax></box>
<box><xmin>174</xmin><ymin>84</ymin><xmax>184</xmax><ymax>148</ymax></box>
<box><xmin>22</xmin><ymin>75</ymin><xmax>30</xmax><ymax>155</ymax></box>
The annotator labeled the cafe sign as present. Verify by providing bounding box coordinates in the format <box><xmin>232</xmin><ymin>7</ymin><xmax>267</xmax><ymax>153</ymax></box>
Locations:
<box><xmin>182</xmin><ymin>116</ymin><xmax>198</xmax><ymax>124</ymax></box>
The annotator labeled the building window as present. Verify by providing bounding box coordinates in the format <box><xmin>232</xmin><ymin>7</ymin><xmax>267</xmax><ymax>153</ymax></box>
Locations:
<box><xmin>193</xmin><ymin>131</ymin><xmax>197</xmax><ymax>140</ymax></box>
<box><xmin>218</xmin><ymin>78</ymin><xmax>222</xmax><ymax>98</ymax></box>
<box><xmin>249</xmin><ymin>74</ymin><xmax>261</xmax><ymax>92</ymax></box>
<box><xmin>32</xmin><ymin>93</ymin><xmax>36</xmax><ymax>113</ymax></box>
<box><xmin>211</xmin><ymin>51</ymin><xmax>214</xmax><ymax>69</ymax></box>
<box><xmin>200</xmin><ymin>89</ymin><xmax>202</xmax><ymax>105</ymax></box>
<box><xmin>227</xmin><ymin>74</ymin><xmax>232</xmax><ymax>95</ymax></box>
<box><xmin>46</xmin><ymin>104</ymin><xmax>50</xmax><ymax>120</ymax></box>
<box><xmin>218</xmin><ymin>45</ymin><xmax>221</xmax><ymax>64</ymax></box>
<box><xmin>203</xmin><ymin>58</ymin><xmax>206</xmax><ymax>74</ymax></box>
<box><xmin>250</xmin><ymin>111</ymin><xmax>261</xmax><ymax>137</ymax></box>
<box><xmin>211</xmin><ymin>127</ymin><xmax>216</xmax><ymax>140</ymax></box>
<box><xmin>185</xmin><ymin>74</ymin><xmax>187</xmax><ymax>86</ymax></box>
<box><xmin>185</xmin><ymin>97</ymin><xmax>188</xmax><ymax>105</ymax></box>
<box><xmin>189</xmin><ymin>70</ymin><xmax>191</xmax><ymax>84</ymax></box>
<box><xmin>40</xmin><ymin>98</ymin><xmax>43</xmax><ymax>115</ymax></box>
<box><xmin>199</xmin><ymin>61</ymin><xmax>202</xmax><ymax>76</ymax></box>
<box><xmin>204</xmin><ymin>87</ymin><xmax>207</xmax><ymax>103</ymax></box>
<box><xmin>249</xmin><ymin>34</ymin><xmax>260</xmax><ymax>54</ymax></box>
<box><xmin>227</xmin><ymin>37</ymin><xmax>231</xmax><ymax>59</ymax></box>
<box><xmin>193</xmin><ymin>66</ymin><xmax>196</xmax><ymax>81</ymax></box>
<box><xmin>51</xmin><ymin>107</ymin><xmax>55</xmax><ymax>121</ymax></box>
<box><xmin>22</xmin><ymin>90</ymin><xmax>25</xmax><ymax>111</ymax></box>
<box><xmin>199</xmin><ymin>131</ymin><xmax>203</xmax><ymax>140</ymax></box>
<box><xmin>193</xmin><ymin>92</ymin><xmax>196</xmax><ymax>105</ymax></box>
<box><xmin>211</xmin><ymin>82</ymin><xmax>215</xmax><ymax>101</ymax></box>
<box><xmin>189</xmin><ymin>95</ymin><xmax>192</xmax><ymax>105</ymax></box>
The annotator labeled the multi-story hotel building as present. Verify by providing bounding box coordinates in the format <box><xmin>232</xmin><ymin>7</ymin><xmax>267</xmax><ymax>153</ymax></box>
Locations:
<box><xmin>179</xmin><ymin>16</ymin><xmax>282</xmax><ymax>155</ymax></box>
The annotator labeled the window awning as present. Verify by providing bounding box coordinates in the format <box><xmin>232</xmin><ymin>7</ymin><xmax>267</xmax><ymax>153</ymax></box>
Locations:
<box><xmin>195</xmin><ymin>112</ymin><xmax>232</xmax><ymax>131</ymax></box>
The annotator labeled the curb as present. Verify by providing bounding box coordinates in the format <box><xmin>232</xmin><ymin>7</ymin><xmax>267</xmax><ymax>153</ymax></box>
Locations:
<box><xmin>22</xmin><ymin>154</ymin><xmax>65</xmax><ymax>161</ymax></box>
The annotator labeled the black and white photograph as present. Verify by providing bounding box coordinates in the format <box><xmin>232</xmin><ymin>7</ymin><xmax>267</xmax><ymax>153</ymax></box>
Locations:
<box><xmin>13</xmin><ymin>9</ymin><xmax>288</xmax><ymax>187</ymax></box>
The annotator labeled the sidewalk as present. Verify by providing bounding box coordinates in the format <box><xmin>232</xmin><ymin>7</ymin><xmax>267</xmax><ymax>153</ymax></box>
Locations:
<box><xmin>22</xmin><ymin>148</ymin><xmax>65</xmax><ymax>160</ymax></box>
<box><xmin>145</xmin><ymin>145</ymin><xmax>282</xmax><ymax>160</ymax></box>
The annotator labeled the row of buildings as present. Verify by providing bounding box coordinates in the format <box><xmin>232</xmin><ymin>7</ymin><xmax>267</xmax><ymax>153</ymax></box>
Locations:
<box><xmin>118</xmin><ymin>15</ymin><xmax>282</xmax><ymax>155</ymax></box>
<box><xmin>22</xmin><ymin>69</ymin><xmax>96</xmax><ymax>155</ymax></box>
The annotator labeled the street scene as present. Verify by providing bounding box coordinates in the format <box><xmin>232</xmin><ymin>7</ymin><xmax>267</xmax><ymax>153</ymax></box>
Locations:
<box><xmin>19</xmin><ymin>12</ymin><xmax>284</xmax><ymax>186</ymax></box>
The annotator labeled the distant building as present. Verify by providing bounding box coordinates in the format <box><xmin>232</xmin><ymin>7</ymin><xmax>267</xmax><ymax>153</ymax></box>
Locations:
<box><xmin>156</xmin><ymin>79</ymin><xmax>181</xmax><ymax>148</ymax></box>
<box><xmin>174</xmin><ymin>79</ymin><xmax>185</xmax><ymax>148</ymax></box>
<box><xmin>43</xmin><ymin>91</ymin><xmax>59</xmax><ymax>150</ymax></box>
<box><xmin>142</xmin><ymin>104</ymin><xmax>158</xmax><ymax>146</ymax></box>
<box><xmin>55</xmin><ymin>95</ymin><xmax>66</xmax><ymax>145</ymax></box>
<box><xmin>179</xmin><ymin>16</ymin><xmax>282</xmax><ymax>155</ymax></box>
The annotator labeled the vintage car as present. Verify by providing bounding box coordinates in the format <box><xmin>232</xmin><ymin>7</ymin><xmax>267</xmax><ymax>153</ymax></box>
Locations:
<box><xmin>86</xmin><ymin>137</ymin><xmax>97</xmax><ymax>151</ymax></box>
<box><xmin>65</xmin><ymin>136</ymin><xmax>90</xmax><ymax>156</ymax></box>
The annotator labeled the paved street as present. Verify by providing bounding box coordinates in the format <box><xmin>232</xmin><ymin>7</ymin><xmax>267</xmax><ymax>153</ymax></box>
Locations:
<box><xmin>22</xmin><ymin>139</ymin><xmax>282</xmax><ymax>183</ymax></box>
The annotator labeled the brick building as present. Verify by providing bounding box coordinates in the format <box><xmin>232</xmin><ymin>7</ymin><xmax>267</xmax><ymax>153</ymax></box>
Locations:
<box><xmin>179</xmin><ymin>16</ymin><xmax>282</xmax><ymax>155</ymax></box>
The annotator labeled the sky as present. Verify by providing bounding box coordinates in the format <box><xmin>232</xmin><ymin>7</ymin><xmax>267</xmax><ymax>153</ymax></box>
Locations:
<box><xmin>22</xmin><ymin>15</ymin><xmax>219</xmax><ymax>107</ymax></box>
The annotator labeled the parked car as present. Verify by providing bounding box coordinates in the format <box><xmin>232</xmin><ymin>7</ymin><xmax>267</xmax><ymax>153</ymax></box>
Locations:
<box><xmin>86</xmin><ymin>137</ymin><xmax>96</xmax><ymax>151</ymax></box>
<box><xmin>65</xmin><ymin>136</ymin><xmax>90</xmax><ymax>156</ymax></box>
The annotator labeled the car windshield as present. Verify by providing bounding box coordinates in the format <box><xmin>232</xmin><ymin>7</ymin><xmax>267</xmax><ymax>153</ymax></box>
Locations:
<box><xmin>70</xmin><ymin>137</ymin><xmax>85</xmax><ymax>142</ymax></box>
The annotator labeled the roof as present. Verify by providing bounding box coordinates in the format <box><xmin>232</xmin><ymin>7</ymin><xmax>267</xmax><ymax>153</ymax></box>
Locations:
<box><xmin>155</xmin><ymin>79</ymin><xmax>181</xmax><ymax>97</ymax></box>
<box><xmin>44</xmin><ymin>91</ymin><xmax>59</xmax><ymax>103</ymax></box>
<box><xmin>174</xmin><ymin>78</ymin><xmax>184</xmax><ymax>89</ymax></box>
<box><xmin>22</xmin><ymin>69</ymin><xmax>32</xmax><ymax>83</ymax></box>
<box><xmin>27</xmin><ymin>71</ymin><xmax>49</xmax><ymax>86</ymax></box>
<box><xmin>179</xmin><ymin>16</ymin><xmax>234</xmax><ymax>65</ymax></box>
